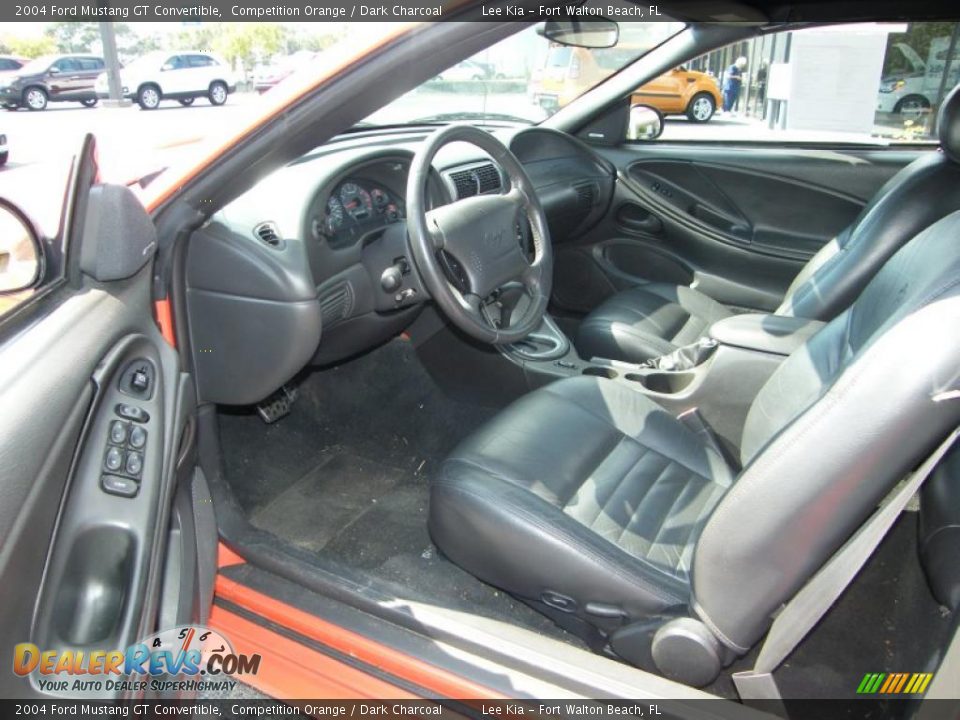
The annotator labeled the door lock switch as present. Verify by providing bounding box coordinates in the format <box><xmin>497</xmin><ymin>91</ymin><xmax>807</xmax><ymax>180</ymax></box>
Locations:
<box><xmin>116</xmin><ymin>403</ymin><xmax>149</xmax><ymax>423</ymax></box>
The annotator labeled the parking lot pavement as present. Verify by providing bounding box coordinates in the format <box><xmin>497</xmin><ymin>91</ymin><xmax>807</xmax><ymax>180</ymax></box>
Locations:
<box><xmin>0</xmin><ymin>91</ymin><xmax>269</xmax><ymax>175</ymax></box>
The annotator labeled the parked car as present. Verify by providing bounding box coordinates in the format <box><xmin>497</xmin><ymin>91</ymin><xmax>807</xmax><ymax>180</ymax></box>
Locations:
<box><xmin>435</xmin><ymin>60</ymin><xmax>491</xmax><ymax>82</ymax></box>
<box><xmin>252</xmin><ymin>51</ymin><xmax>317</xmax><ymax>93</ymax></box>
<box><xmin>0</xmin><ymin>131</ymin><xmax>6</xmax><ymax>166</ymax></box>
<box><xmin>876</xmin><ymin>40</ymin><xmax>960</xmax><ymax>119</ymax></box>
<box><xmin>0</xmin><ymin>56</ymin><xmax>26</xmax><ymax>79</ymax></box>
<box><xmin>531</xmin><ymin>44</ymin><xmax>722</xmax><ymax>122</ymax></box>
<box><xmin>632</xmin><ymin>66</ymin><xmax>723</xmax><ymax>122</ymax></box>
<box><xmin>95</xmin><ymin>51</ymin><xmax>237</xmax><ymax>110</ymax></box>
<box><xmin>0</xmin><ymin>54</ymin><xmax>104</xmax><ymax>111</ymax></box>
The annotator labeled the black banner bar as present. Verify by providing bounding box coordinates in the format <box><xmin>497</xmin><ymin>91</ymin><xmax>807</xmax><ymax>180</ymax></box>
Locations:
<box><xmin>5</xmin><ymin>0</ymin><xmax>676</xmax><ymax>23</ymax></box>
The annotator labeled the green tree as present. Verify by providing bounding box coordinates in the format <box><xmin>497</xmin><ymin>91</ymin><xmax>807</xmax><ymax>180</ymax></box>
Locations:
<box><xmin>44</xmin><ymin>22</ymin><xmax>101</xmax><ymax>53</ymax></box>
<box><xmin>215</xmin><ymin>24</ymin><xmax>287</xmax><ymax>73</ymax></box>
<box><xmin>7</xmin><ymin>35</ymin><xmax>56</xmax><ymax>58</ymax></box>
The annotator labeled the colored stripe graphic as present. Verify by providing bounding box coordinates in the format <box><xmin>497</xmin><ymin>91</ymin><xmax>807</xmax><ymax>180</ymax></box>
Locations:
<box><xmin>857</xmin><ymin>672</ymin><xmax>933</xmax><ymax>694</ymax></box>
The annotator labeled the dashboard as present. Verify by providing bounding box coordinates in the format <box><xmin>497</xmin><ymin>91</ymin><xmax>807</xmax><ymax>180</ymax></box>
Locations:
<box><xmin>186</xmin><ymin>127</ymin><xmax>615</xmax><ymax>404</ymax></box>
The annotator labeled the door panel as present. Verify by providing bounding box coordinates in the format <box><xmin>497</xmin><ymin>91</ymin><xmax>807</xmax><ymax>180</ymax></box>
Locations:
<box><xmin>553</xmin><ymin>143</ymin><xmax>928</xmax><ymax>314</ymax></box>
<box><xmin>0</xmin><ymin>141</ymin><xmax>196</xmax><ymax>697</ymax></box>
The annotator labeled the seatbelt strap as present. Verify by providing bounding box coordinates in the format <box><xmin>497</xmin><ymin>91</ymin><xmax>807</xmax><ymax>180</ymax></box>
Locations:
<box><xmin>733</xmin><ymin>424</ymin><xmax>960</xmax><ymax>703</ymax></box>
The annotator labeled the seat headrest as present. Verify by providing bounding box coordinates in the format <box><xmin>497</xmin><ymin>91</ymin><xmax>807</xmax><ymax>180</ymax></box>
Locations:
<box><xmin>938</xmin><ymin>84</ymin><xmax>960</xmax><ymax>163</ymax></box>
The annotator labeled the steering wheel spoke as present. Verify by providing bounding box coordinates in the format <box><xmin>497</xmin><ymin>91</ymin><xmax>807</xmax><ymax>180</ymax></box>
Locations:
<box><xmin>424</xmin><ymin>208</ymin><xmax>447</xmax><ymax>250</ymax></box>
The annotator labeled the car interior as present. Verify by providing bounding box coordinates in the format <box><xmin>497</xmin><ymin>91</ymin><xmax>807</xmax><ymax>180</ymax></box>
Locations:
<box><xmin>165</xmin><ymin>14</ymin><xmax>960</xmax><ymax>702</ymax></box>
<box><xmin>159</xmin><ymin>14</ymin><xmax>960</xmax><ymax>703</ymax></box>
<box><xmin>9</xmin><ymin>9</ymin><xmax>956</xmax><ymax>708</ymax></box>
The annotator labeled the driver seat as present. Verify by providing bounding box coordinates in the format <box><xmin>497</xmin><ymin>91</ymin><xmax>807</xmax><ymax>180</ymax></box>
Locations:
<box><xmin>429</xmin><ymin>210</ymin><xmax>960</xmax><ymax>685</ymax></box>
<box><xmin>575</xmin><ymin>84</ymin><xmax>960</xmax><ymax>364</ymax></box>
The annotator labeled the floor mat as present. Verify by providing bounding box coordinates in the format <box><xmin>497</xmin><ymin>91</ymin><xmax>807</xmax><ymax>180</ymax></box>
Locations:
<box><xmin>219</xmin><ymin>338</ymin><xmax>573</xmax><ymax>641</ymax></box>
<box><xmin>250</xmin><ymin>452</ymin><xmax>406</xmax><ymax>553</ymax></box>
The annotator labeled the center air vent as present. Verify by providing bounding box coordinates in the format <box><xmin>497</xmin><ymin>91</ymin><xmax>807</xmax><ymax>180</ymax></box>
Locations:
<box><xmin>449</xmin><ymin>163</ymin><xmax>502</xmax><ymax>200</ymax></box>
<box><xmin>254</xmin><ymin>222</ymin><xmax>281</xmax><ymax>247</ymax></box>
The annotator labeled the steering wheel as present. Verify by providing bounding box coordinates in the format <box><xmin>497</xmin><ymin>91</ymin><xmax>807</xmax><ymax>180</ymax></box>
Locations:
<box><xmin>407</xmin><ymin>124</ymin><xmax>553</xmax><ymax>345</ymax></box>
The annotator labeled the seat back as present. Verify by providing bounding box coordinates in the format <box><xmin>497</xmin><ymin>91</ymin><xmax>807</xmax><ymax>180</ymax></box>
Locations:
<box><xmin>777</xmin><ymin>84</ymin><xmax>960</xmax><ymax>322</ymax></box>
<box><xmin>691</xmin><ymin>211</ymin><xmax>960</xmax><ymax>652</ymax></box>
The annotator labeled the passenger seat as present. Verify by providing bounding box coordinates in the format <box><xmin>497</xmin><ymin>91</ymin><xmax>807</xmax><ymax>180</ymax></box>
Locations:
<box><xmin>576</xmin><ymin>85</ymin><xmax>960</xmax><ymax>364</ymax></box>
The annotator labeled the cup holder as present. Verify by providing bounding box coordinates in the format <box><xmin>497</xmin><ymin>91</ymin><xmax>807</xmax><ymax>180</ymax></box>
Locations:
<box><xmin>625</xmin><ymin>371</ymin><xmax>695</xmax><ymax>394</ymax></box>
<box><xmin>582</xmin><ymin>366</ymin><xmax>618</xmax><ymax>379</ymax></box>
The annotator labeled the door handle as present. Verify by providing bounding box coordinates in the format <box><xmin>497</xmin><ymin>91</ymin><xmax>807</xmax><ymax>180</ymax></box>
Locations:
<box><xmin>622</xmin><ymin>215</ymin><xmax>663</xmax><ymax>233</ymax></box>
<box><xmin>617</xmin><ymin>203</ymin><xmax>663</xmax><ymax>235</ymax></box>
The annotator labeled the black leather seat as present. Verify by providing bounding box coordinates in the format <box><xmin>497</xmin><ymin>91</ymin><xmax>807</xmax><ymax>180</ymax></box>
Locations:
<box><xmin>430</xmin><ymin>210</ymin><xmax>960</xmax><ymax>685</ymax></box>
<box><xmin>576</xmin><ymin>85</ymin><xmax>960</xmax><ymax>364</ymax></box>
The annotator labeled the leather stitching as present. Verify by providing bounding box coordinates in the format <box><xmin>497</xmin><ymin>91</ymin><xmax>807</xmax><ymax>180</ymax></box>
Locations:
<box><xmin>436</xmin><ymin>469</ymin><xmax>687</xmax><ymax>603</ymax></box>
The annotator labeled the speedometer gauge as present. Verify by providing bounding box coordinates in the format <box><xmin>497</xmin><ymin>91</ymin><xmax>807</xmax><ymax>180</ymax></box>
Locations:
<box><xmin>325</xmin><ymin>196</ymin><xmax>344</xmax><ymax>234</ymax></box>
<box><xmin>340</xmin><ymin>183</ymin><xmax>373</xmax><ymax>220</ymax></box>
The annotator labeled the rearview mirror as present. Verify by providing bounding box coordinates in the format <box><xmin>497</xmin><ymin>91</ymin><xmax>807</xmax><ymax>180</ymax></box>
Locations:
<box><xmin>0</xmin><ymin>204</ymin><xmax>42</xmax><ymax>294</ymax></box>
<box><xmin>626</xmin><ymin>104</ymin><xmax>664</xmax><ymax>141</ymax></box>
<box><xmin>540</xmin><ymin>19</ymin><xmax>619</xmax><ymax>49</ymax></box>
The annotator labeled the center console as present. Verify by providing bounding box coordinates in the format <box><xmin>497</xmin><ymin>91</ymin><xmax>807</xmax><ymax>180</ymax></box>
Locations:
<box><xmin>498</xmin><ymin>312</ymin><xmax>825</xmax><ymax>454</ymax></box>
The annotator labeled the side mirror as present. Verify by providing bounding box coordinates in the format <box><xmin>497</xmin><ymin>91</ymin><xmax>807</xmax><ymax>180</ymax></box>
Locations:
<box><xmin>0</xmin><ymin>204</ymin><xmax>42</xmax><ymax>294</ymax></box>
<box><xmin>540</xmin><ymin>19</ymin><xmax>619</xmax><ymax>49</ymax></box>
<box><xmin>626</xmin><ymin>104</ymin><xmax>664</xmax><ymax>141</ymax></box>
<box><xmin>48</xmin><ymin>67</ymin><xmax>60</xmax><ymax>75</ymax></box>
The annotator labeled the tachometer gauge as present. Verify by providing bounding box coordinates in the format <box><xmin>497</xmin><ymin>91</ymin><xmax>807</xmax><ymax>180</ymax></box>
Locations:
<box><xmin>325</xmin><ymin>196</ymin><xmax>344</xmax><ymax>234</ymax></box>
<box><xmin>340</xmin><ymin>182</ymin><xmax>373</xmax><ymax>220</ymax></box>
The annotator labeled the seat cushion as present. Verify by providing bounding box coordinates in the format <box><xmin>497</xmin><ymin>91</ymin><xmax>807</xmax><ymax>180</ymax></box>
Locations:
<box><xmin>576</xmin><ymin>283</ymin><xmax>732</xmax><ymax>363</ymax></box>
<box><xmin>429</xmin><ymin>376</ymin><xmax>734</xmax><ymax>627</ymax></box>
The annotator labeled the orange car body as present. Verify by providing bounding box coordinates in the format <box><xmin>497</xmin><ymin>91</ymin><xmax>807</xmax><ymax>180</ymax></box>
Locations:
<box><xmin>529</xmin><ymin>44</ymin><xmax>721</xmax><ymax>121</ymax></box>
<box><xmin>631</xmin><ymin>67</ymin><xmax>722</xmax><ymax>119</ymax></box>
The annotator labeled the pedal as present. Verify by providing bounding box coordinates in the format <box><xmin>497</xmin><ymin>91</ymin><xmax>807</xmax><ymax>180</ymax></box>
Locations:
<box><xmin>256</xmin><ymin>384</ymin><xmax>298</xmax><ymax>424</ymax></box>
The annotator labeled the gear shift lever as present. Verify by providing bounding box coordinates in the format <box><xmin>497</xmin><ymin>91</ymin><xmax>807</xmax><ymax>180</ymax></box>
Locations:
<box><xmin>645</xmin><ymin>337</ymin><xmax>718</xmax><ymax>371</ymax></box>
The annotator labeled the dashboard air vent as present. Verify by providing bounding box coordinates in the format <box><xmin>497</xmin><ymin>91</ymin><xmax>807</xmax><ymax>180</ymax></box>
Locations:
<box><xmin>449</xmin><ymin>163</ymin><xmax>501</xmax><ymax>200</ymax></box>
<box><xmin>319</xmin><ymin>281</ymin><xmax>354</xmax><ymax>326</ymax></box>
<box><xmin>475</xmin><ymin>164</ymin><xmax>501</xmax><ymax>193</ymax></box>
<box><xmin>450</xmin><ymin>169</ymin><xmax>478</xmax><ymax>199</ymax></box>
<box><xmin>254</xmin><ymin>222</ymin><xmax>281</xmax><ymax>247</ymax></box>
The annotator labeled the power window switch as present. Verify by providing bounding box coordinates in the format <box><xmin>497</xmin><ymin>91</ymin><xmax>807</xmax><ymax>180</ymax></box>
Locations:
<box><xmin>125</xmin><ymin>451</ymin><xmax>143</xmax><ymax>477</ymax></box>
<box><xmin>109</xmin><ymin>420</ymin><xmax>129</xmax><ymax>445</ymax></box>
<box><xmin>101</xmin><ymin>474</ymin><xmax>138</xmax><ymax>498</ymax></box>
<box><xmin>129</xmin><ymin>425</ymin><xmax>147</xmax><ymax>450</ymax></box>
<box><xmin>104</xmin><ymin>446</ymin><xmax>124</xmax><ymax>473</ymax></box>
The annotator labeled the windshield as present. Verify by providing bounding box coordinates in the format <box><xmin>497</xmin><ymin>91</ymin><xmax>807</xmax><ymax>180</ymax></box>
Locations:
<box><xmin>363</xmin><ymin>21</ymin><xmax>684</xmax><ymax>127</ymax></box>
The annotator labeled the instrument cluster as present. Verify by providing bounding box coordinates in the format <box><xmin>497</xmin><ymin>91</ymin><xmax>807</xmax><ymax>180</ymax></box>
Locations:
<box><xmin>312</xmin><ymin>179</ymin><xmax>405</xmax><ymax>248</ymax></box>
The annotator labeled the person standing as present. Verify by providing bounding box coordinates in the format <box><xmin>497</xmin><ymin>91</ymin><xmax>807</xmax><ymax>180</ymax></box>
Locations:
<box><xmin>722</xmin><ymin>56</ymin><xmax>748</xmax><ymax>113</ymax></box>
